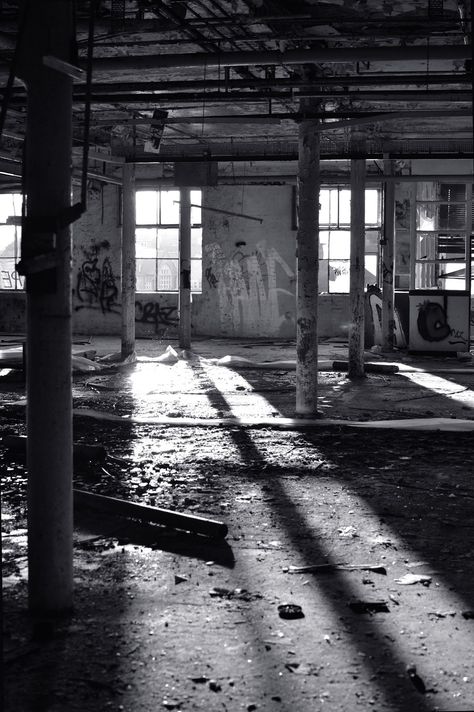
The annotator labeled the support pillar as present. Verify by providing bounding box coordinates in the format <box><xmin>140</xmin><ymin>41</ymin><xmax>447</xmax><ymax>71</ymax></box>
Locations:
<box><xmin>296</xmin><ymin>117</ymin><xmax>320</xmax><ymax>415</ymax></box>
<box><xmin>382</xmin><ymin>158</ymin><xmax>396</xmax><ymax>350</ymax></box>
<box><xmin>178</xmin><ymin>188</ymin><xmax>192</xmax><ymax>350</ymax></box>
<box><xmin>348</xmin><ymin>154</ymin><xmax>366</xmax><ymax>378</ymax></box>
<box><xmin>121</xmin><ymin>163</ymin><xmax>136</xmax><ymax>359</ymax></box>
<box><xmin>22</xmin><ymin>0</ymin><xmax>74</xmax><ymax>614</ymax></box>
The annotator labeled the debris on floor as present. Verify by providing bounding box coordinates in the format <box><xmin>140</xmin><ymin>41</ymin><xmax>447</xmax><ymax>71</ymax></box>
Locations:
<box><xmin>74</xmin><ymin>488</ymin><xmax>228</xmax><ymax>538</ymax></box>
<box><xmin>278</xmin><ymin>603</ymin><xmax>305</xmax><ymax>619</ymax></box>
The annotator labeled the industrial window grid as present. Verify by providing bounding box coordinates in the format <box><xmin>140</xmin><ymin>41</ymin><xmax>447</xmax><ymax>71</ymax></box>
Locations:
<box><xmin>318</xmin><ymin>187</ymin><xmax>381</xmax><ymax>294</ymax></box>
<box><xmin>135</xmin><ymin>189</ymin><xmax>202</xmax><ymax>293</ymax></box>
<box><xmin>0</xmin><ymin>193</ymin><xmax>23</xmax><ymax>290</ymax></box>
<box><xmin>413</xmin><ymin>182</ymin><xmax>473</xmax><ymax>291</ymax></box>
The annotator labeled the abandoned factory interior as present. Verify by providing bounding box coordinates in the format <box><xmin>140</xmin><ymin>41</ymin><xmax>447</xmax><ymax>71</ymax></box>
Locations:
<box><xmin>2</xmin><ymin>0</ymin><xmax>474</xmax><ymax>710</ymax></box>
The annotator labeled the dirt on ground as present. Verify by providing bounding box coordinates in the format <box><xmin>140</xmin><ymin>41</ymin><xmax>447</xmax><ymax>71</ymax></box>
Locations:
<box><xmin>2</xmin><ymin>337</ymin><xmax>474</xmax><ymax>712</ymax></box>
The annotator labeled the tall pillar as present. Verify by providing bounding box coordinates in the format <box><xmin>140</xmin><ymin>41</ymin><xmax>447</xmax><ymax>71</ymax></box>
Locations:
<box><xmin>348</xmin><ymin>154</ymin><xmax>366</xmax><ymax>378</ymax></box>
<box><xmin>296</xmin><ymin>116</ymin><xmax>320</xmax><ymax>416</ymax></box>
<box><xmin>382</xmin><ymin>158</ymin><xmax>396</xmax><ymax>350</ymax></box>
<box><xmin>121</xmin><ymin>163</ymin><xmax>136</xmax><ymax>359</ymax></box>
<box><xmin>178</xmin><ymin>188</ymin><xmax>192</xmax><ymax>350</ymax></box>
<box><xmin>21</xmin><ymin>0</ymin><xmax>74</xmax><ymax>614</ymax></box>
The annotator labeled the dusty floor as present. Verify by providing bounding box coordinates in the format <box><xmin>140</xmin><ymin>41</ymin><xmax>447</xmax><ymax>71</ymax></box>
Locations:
<box><xmin>2</xmin><ymin>335</ymin><xmax>474</xmax><ymax>712</ymax></box>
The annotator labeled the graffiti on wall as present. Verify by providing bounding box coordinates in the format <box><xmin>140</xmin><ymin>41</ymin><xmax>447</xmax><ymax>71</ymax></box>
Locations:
<box><xmin>365</xmin><ymin>286</ymin><xmax>407</xmax><ymax>349</ymax></box>
<box><xmin>205</xmin><ymin>266</ymin><xmax>219</xmax><ymax>289</ymax></box>
<box><xmin>75</xmin><ymin>242</ymin><xmax>120</xmax><ymax>314</ymax></box>
<box><xmin>205</xmin><ymin>241</ymin><xmax>295</xmax><ymax>335</ymax></box>
<box><xmin>135</xmin><ymin>300</ymin><xmax>178</xmax><ymax>334</ymax></box>
<box><xmin>416</xmin><ymin>299</ymin><xmax>467</xmax><ymax>347</ymax></box>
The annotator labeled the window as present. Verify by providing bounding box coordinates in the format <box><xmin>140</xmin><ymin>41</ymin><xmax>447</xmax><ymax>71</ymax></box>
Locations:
<box><xmin>135</xmin><ymin>189</ymin><xmax>202</xmax><ymax>292</ymax></box>
<box><xmin>318</xmin><ymin>187</ymin><xmax>381</xmax><ymax>293</ymax></box>
<box><xmin>0</xmin><ymin>193</ymin><xmax>23</xmax><ymax>290</ymax></box>
<box><xmin>414</xmin><ymin>182</ymin><xmax>472</xmax><ymax>291</ymax></box>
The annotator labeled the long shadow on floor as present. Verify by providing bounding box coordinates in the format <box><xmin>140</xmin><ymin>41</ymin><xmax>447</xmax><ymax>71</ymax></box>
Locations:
<box><xmin>192</xmin><ymin>361</ymin><xmax>449</xmax><ymax>711</ymax></box>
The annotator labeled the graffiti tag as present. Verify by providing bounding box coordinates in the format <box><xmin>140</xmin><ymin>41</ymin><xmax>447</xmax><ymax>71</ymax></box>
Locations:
<box><xmin>135</xmin><ymin>300</ymin><xmax>178</xmax><ymax>334</ymax></box>
<box><xmin>205</xmin><ymin>266</ymin><xmax>219</xmax><ymax>289</ymax></box>
<box><xmin>76</xmin><ymin>245</ymin><xmax>119</xmax><ymax>314</ymax></box>
<box><xmin>417</xmin><ymin>300</ymin><xmax>467</xmax><ymax>346</ymax></box>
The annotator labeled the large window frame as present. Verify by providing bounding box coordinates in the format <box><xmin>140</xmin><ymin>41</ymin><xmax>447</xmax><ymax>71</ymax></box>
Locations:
<box><xmin>413</xmin><ymin>181</ymin><xmax>472</xmax><ymax>292</ymax></box>
<box><xmin>318</xmin><ymin>187</ymin><xmax>382</xmax><ymax>294</ymax></box>
<box><xmin>0</xmin><ymin>193</ymin><xmax>23</xmax><ymax>291</ymax></box>
<box><xmin>135</xmin><ymin>188</ymin><xmax>202</xmax><ymax>293</ymax></box>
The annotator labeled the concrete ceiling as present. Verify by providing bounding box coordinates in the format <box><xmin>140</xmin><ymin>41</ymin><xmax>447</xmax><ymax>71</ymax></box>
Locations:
<box><xmin>0</xmin><ymin>0</ymin><xmax>472</xmax><ymax>185</ymax></box>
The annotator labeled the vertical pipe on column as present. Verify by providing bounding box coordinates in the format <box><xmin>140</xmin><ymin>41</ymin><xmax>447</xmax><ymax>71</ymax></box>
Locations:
<box><xmin>179</xmin><ymin>188</ymin><xmax>192</xmax><ymax>350</ymax></box>
<box><xmin>409</xmin><ymin>182</ymin><xmax>417</xmax><ymax>290</ymax></box>
<box><xmin>23</xmin><ymin>0</ymin><xmax>74</xmax><ymax>614</ymax></box>
<box><xmin>296</xmin><ymin>116</ymin><xmax>320</xmax><ymax>416</ymax></box>
<box><xmin>121</xmin><ymin>163</ymin><xmax>136</xmax><ymax>360</ymax></box>
<box><xmin>465</xmin><ymin>183</ymin><xmax>472</xmax><ymax>290</ymax></box>
<box><xmin>348</xmin><ymin>154</ymin><xmax>366</xmax><ymax>378</ymax></box>
<box><xmin>382</xmin><ymin>158</ymin><xmax>396</xmax><ymax>350</ymax></box>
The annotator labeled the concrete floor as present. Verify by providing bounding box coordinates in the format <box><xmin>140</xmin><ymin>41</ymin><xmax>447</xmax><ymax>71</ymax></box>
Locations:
<box><xmin>2</xmin><ymin>336</ymin><xmax>474</xmax><ymax>712</ymax></box>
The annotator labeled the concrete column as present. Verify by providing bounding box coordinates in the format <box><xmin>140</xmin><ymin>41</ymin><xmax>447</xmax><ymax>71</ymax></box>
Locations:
<box><xmin>178</xmin><ymin>188</ymin><xmax>192</xmax><ymax>350</ymax></box>
<box><xmin>382</xmin><ymin>158</ymin><xmax>396</xmax><ymax>350</ymax></box>
<box><xmin>348</xmin><ymin>155</ymin><xmax>366</xmax><ymax>378</ymax></box>
<box><xmin>121</xmin><ymin>163</ymin><xmax>136</xmax><ymax>359</ymax></box>
<box><xmin>22</xmin><ymin>0</ymin><xmax>74</xmax><ymax>614</ymax></box>
<box><xmin>296</xmin><ymin>117</ymin><xmax>320</xmax><ymax>416</ymax></box>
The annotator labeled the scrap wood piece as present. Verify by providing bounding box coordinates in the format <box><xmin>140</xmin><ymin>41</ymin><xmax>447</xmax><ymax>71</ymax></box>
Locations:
<box><xmin>348</xmin><ymin>600</ymin><xmax>389</xmax><ymax>613</ymax></box>
<box><xmin>3</xmin><ymin>434</ymin><xmax>107</xmax><ymax>462</ymax></box>
<box><xmin>288</xmin><ymin>563</ymin><xmax>387</xmax><ymax>575</ymax></box>
<box><xmin>73</xmin><ymin>489</ymin><xmax>228</xmax><ymax>539</ymax></box>
<box><xmin>331</xmin><ymin>360</ymin><xmax>399</xmax><ymax>374</ymax></box>
<box><xmin>72</xmin><ymin>408</ymin><xmax>474</xmax><ymax>432</ymax></box>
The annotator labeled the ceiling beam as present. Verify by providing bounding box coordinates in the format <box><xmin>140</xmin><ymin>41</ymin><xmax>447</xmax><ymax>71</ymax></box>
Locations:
<box><xmin>64</xmin><ymin>90</ymin><xmax>474</xmax><ymax>105</ymax></box>
<box><xmin>71</xmin><ymin>109</ymin><xmax>472</xmax><ymax>125</ymax></box>
<box><xmin>89</xmin><ymin>45</ymin><xmax>471</xmax><ymax>72</ymax></box>
<box><xmin>70</xmin><ymin>74</ymin><xmax>472</xmax><ymax>93</ymax></box>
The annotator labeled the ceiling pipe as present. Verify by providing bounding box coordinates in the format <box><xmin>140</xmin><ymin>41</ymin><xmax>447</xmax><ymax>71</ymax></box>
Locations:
<box><xmin>4</xmin><ymin>74</ymin><xmax>471</xmax><ymax>100</ymax></box>
<box><xmin>64</xmin><ymin>90</ymin><xmax>474</xmax><ymax>105</ymax></box>
<box><xmin>70</xmin><ymin>74</ymin><xmax>472</xmax><ymax>94</ymax></box>
<box><xmin>134</xmin><ymin>173</ymin><xmax>474</xmax><ymax>186</ymax></box>
<box><xmin>89</xmin><ymin>45</ymin><xmax>471</xmax><ymax>72</ymax></box>
<box><xmin>131</xmin><ymin>149</ymin><xmax>474</xmax><ymax>162</ymax></box>
<box><xmin>6</xmin><ymin>88</ymin><xmax>472</xmax><ymax>106</ymax></box>
<box><xmin>72</xmin><ymin>109</ymin><xmax>471</xmax><ymax>123</ymax></box>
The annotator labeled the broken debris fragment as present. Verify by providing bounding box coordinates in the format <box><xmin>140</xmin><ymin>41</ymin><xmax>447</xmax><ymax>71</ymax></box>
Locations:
<box><xmin>174</xmin><ymin>575</ymin><xmax>188</xmax><ymax>585</ymax></box>
<box><xmin>278</xmin><ymin>603</ymin><xmax>305</xmax><ymax>620</ymax></box>
<box><xmin>394</xmin><ymin>573</ymin><xmax>432</xmax><ymax>586</ymax></box>
<box><xmin>209</xmin><ymin>587</ymin><xmax>262</xmax><ymax>602</ymax></box>
<box><xmin>348</xmin><ymin>600</ymin><xmax>389</xmax><ymax>614</ymax></box>
<box><xmin>406</xmin><ymin>664</ymin><xmax>426</xmax><ymax>694</ymax></box>
<box><xmin>338</xmin><ymin>526</ymin><xmax>359</xmax><ymax>538</ymax></box>
<box><xmin>288</xmin><ymin>563</ymin><xmax>386</xmax><ymax>575</ymax></box>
